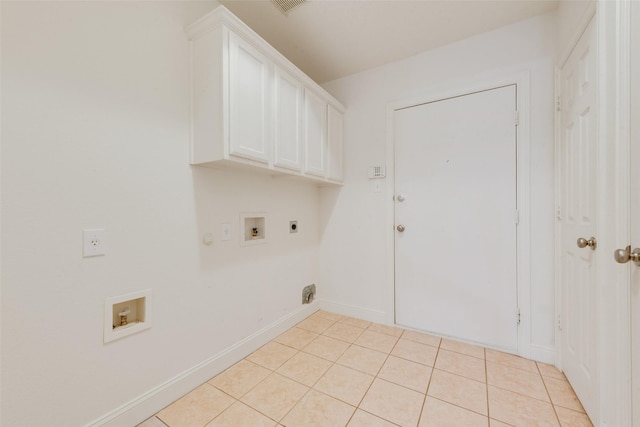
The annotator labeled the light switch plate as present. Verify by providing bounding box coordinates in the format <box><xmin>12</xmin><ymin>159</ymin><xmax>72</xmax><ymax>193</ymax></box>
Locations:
<box><xmin>221</xmin><ymin>223</ymin><xmax>231</xmax><ymax>241</ymax></box>
<box><xmin>83</xmin><ymin>229</ymin><xmax>106</xmax><ymax>257</ymax></box>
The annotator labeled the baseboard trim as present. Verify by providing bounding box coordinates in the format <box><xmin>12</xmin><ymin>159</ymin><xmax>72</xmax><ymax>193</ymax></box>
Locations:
<box><xmin>85</xmin><ymin>302</ymin><xmax>318</xmax><ymax>427</ymax></box>
<box><xmin>529</xmin><ymin>343</ymin><xmax>555</xmax><ymax>365</ymax></box>
<box><xmin>319</xmin><ymin>299</ymin><xmax>386</xmax><ymax>324</ymax></box>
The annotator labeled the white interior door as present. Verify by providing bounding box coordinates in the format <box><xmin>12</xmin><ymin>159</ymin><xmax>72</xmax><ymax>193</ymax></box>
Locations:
<box><xmin>559</xmin><ymin>18</ymin><xmax>599</xmax><ymax>422</ymax></box>
<box><xmin>394</xmin><ymin>85</ymin><xmax>518</xmax><ymax>352</ymax></box>
<box><xmin>630</xmin><ymin>2</ymin><xmax>640</xmax><ymax>424</ymax></box>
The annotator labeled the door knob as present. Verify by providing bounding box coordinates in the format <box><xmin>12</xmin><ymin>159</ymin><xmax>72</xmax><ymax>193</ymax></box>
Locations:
<box><xmin>614</xmin><ymin>245</ymin><xmax>640</xmax><ymax>265</ymax></box>
<box><xmin>577</xmin><ymin>236</ymin><xmax>597</xmax><ymax>250</ymax></box>
<box><xmin>396</xmin><ymin>194</ymin><xmax>406</xmax><ymax>202</ymax></box>
<box><xmin>396</xmin><ymin>224</ymin><xmax>405</xmax><ymax>232</ymax></box>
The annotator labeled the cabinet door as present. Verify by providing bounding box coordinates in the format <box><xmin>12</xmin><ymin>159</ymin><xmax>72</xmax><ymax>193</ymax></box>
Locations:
<box><xmin>304</xmin><ymin>89</ymin><xmax>327</xmax><ymax>177</ymax></box>
<box><xmin>228</xmin><ymin>32</ymin><xmax>270</xmax><ymax>163</ymax></box>
<box><xmin>327</xmin><ymin>104</ymin><xmax>343</xmax><ymax>181</ymax></box>
<box><xmin>273</xmin><ymin>67</ymin><xmax>303</xmax><ymax>171</ymax></box>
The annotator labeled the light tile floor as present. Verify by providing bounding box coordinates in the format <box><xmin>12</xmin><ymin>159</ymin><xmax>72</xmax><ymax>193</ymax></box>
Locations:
<box><xmin>138</xmin><ymin>310</ymin><xmax>593</xmax><ymax>427</ymax></box>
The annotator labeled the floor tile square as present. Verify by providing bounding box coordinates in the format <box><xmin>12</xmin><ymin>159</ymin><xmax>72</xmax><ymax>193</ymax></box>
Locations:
<box><xmin>435</xmin><ymin>349</ymin><xmax>486</xmax><ymax>383</ymax></box>
<box><xmin>281</xmin><ymin>389</ymin><xmax>355</xmax><ymax>427</ymax></box>
<box><xmin>378</xmin><ymin>355</ymin><xmax>432</xmax><ymax>393</ymax></box>
<box><xmin>240</xmin><ymin>373</ymin><xmax>308</xmax><ymax>421</ymax></box>
<box><xmin>537</xmin><ymin>362</ymin><xmax>565</xmax><ymax>380</ymax></box>
<box><xmin>276</xmin><ymin>352</ymin><xmax>332</xmax><ymax>386</ymax></box>
<box><xmin>157</xmin><ymin>384</ymin><xmax>234</xmax><ymax>427</ymax></box>
<box><xmin>296</xmin><ymin>316</ymin><xmax>335</xmax><ymax>334</ymax></box>
<box><xmin>303</xmin><ymin>335</ymin><xmax>350</xmax><ymax>362</ymax></box>
<box><xmin>488</xmin><ymin>386</ymin><xmax>559</xmax><ymax>427</ymax></box>
<box><xmin>427</xmin><ymin>369</ymin><xmax>487</xmax><ymax>415</ymax></box>
<box><xmin>543</xmin><ymin>375</ymin><xmax>585</xmax><ymax>412</ymax></box>
<box><xmin>208</xmin><ymin>359</ymin><xmax>271</xmax><ymax>398</ymax></box>
<box><xmin>339</xmin><ymin>316</ymin><xmax>372</xmax><ymax>329</ymax></box>
<box><xmin>313</xmin><ymin>364</ymin><xmax>375</xmax><ymax>406</ymax></box>
<box><xmin>324</xmin><ymin>322</ymin><xmax>365</xmax><ymax>343</ymax></box>
<box><xmin>419</xmin><ymin>397</ymin><xmax>488</xmax><ymax>427</ymax></box>
<box><xmin>367</xmin><ymin>323</ymin><xmax>404</xmax><ymax>337</ymax></box>
<box><xmin>489</xmin><ymin>419</ymin><xmax>512</xmax><ymax>427</ymax></box>
<box><xmin>440</xmin><ymin>339</ymin><xmax>485</xmax><ymax>359</ymax></box>
<box><xmin>314</xmin><ymin>310</ymin><xmax>342</xmax><ymax>321</ymax></box>
<box><xmin>337</xmin><ymin>345</ymin><xmax>387</xmax><ymax>375</ymax></box>
<box><xmin>555</xmin><ymin>406</ymin><xmax>594</xmax><ymax>426</ymax></box>
<box><xmin>486</xmin><ymin>361</ymin><xmax>548</xmax><ymax>402</ymax></box>
<box><xmin>486</xmin><ymin>348</ymin><xmax>537</xmax><ymax>373</ymax></box>
<box><xmin>246</xmin><ymin>341</ymin><xmax>298</xmax><ymax>370</ymax></box>
<box><xmin>360</xmin><ymin>378</ymin><xmax>425</xmax><ymax>427</ymax></box>
<box><xmin>206</xmin><ymin>401</ymin><xmax>276</xmax><ymax>427</ymax></box>
<box><xmin>354</xmin><ymin>330</ymin><xmax>399</xmax><ymax>353</ymax></box>
<box><xmin>347</xmin><ymin>409</ymin><xmax>398</xmax><ymax>427</ymax></box>
<box><xmin>136</xmin><ymin>417</ymin><xmax>167</xmax><ymax>427</ymax></box>
<box><xmin>391</xmin><ymin>339</ymin><xmax>438</xmax><ymax>366</ymax></box>
<box><xmin>401</xmin><ymin>330</ymin><xmax>442</xmax><ymax>347</ymax></box>
<box><xmin>274</xmin><ymin>327</ymin><xmax>319</xmax><ymax>350</ymax></box>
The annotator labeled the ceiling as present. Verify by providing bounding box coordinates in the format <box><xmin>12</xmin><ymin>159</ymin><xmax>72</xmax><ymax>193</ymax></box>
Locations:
<box><xmin>218</xmin><ymin>0</ymin><xmax>559</xmax><ymax>83</ymax></box>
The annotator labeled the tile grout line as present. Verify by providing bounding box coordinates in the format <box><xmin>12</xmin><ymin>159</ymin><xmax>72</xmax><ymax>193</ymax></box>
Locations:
<box><xmin>416</xmin><ymin>336</ymin><xmax>442</xmax><ymax>426</ymax></box>
<box><xmin>537</xmin><ymin>361</ymin><xmax>563</xmax><ymax>426</ymax></box>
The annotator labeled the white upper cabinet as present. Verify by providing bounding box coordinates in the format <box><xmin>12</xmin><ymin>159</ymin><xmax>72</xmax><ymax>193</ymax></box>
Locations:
<box><xmin>228</xmin><ymin>32</ymin><xmax>270</xmax><ymax>163</ymax></box>
<box><xmin>304</xmin><ymin>89</ymin><xmax>327</xmax><ymax>177</ymax></box>
<box><xmin>186</xmin><ymin>6</ymin><xmax>345</xmax><ymax>184</ymax></box>
<box><xmin>273</xmin><ymin>67</ymin><xmax>303</xmax><ymax>171</ymax></box>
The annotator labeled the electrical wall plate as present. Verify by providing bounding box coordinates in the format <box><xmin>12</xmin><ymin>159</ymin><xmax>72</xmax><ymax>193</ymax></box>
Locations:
<box><xmin>290</xmin><ymin>220</ymin><xmax>298</xmax><ymax>233</ymax></box>
<box><xmin>83</xmin><ymin>228</ymin><xmax>107</xmax><ymax>257</ymax></box>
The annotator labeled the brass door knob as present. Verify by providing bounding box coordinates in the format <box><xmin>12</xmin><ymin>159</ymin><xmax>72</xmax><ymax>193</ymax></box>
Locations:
<box><xmin>396</xmin><ymin>224</ymin><xmax>405</xmax><ymax>232</ymax></box>
<box><xmin>614</xmin><ymin>245</ymin><xmax>640</xmax><ymax>265</ymax></box>
<box><xmin>577</xmin><ymin>236</ymin><xmax>597</xmax><ymax>250</ymax></box>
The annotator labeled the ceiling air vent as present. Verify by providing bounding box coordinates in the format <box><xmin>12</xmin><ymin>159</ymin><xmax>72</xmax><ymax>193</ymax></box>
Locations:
<box><xmin>271</xmin><ymin>0</ymin><xmax>307</xmax><ymax>15</ymax></box>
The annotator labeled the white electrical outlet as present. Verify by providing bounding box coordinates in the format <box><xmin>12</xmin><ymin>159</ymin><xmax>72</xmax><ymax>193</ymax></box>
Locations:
<box><xmin>83</xmin><ymin>229</ymin><xmax>106</xmax><ymax>257</ymax></box>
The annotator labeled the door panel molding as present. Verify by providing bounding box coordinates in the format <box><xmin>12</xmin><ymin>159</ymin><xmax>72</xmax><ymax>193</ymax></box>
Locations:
<box><xmin>385</xmin><ymin>71</ymin><xmax>532</xmax><ymax>358</ymax></box>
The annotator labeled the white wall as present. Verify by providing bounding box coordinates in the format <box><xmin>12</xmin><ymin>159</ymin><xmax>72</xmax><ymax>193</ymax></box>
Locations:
<box><xmin>1</xmin><ymin>2</ymin><xmax>321</xmax><ymax>425</ymax></box>
<box><xmin>320</xmin><ymin>13</ymin><xmax>557</xmax><ymax>359</ymax></box>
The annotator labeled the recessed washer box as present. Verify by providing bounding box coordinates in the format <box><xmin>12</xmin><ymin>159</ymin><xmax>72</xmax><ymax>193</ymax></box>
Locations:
<box><xmin>240</xmin><ymin>213</ymin><xmax>267</xmax><ymax>246</ymax></box>
<box><xmin>104</xmin><ymin>289</ymin><xmax>152</xmax><ymax>343</ymax></box>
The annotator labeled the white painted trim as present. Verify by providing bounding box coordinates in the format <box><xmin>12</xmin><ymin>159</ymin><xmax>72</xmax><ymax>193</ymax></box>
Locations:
<box><xmin>319</xmin><ymin>299</ymin><xmax>386</xmax><ymax>324</ymax></box>
<box><xmin>385</xmin><ymin>71</ymin><xmax>532</xmax><ymax>358</ymax></box>
<box><xmin>597</xmin><ymin>1</ymin><xmax>632</xmax><ymax>425</ymax></box>
<box><xmin>529</xmin><ymin>344</ymin><xmax>555</xmax><ymax>365</ymax></box>
<box><xmin>84</xmin><ymin>302</ymin><xmax>319</xmax><ymax>427</ymax></box>
<box><xmin>553</xmin><ymin>64</ymin><xmax>563</xmax><ymax>373</ymax></box>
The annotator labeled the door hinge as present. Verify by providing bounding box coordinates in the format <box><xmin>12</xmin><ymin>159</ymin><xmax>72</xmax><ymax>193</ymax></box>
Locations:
<box><xmin>556</xmin><ymin>206</ymin><xmax>562</xmax><ymax>221</ymax></box>
<box><xmin>515</xmin><ymin>110</ymin><xmax>520</xmax><ymax>126</ymax></box>
<box><xmin>556</xmin><ymin>96</ymin><xmax>561</xmax><ymax>112</ymax></box>
<box><xmin>514</xmin><ymin>209</ymin><xmax>520</xmax><ymax>225</ymax></box>
<box><xmin>557</xmin><ymin>314</ymin><xmax>562</xmax><ymax>331</ymax></box>
<box><xmin>516</xmin><ymin>308</ymin><xmax>521</xmax><ymax>325</ymax></box>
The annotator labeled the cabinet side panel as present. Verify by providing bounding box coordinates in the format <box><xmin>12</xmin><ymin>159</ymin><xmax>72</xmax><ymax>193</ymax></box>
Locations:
<box><xmin>190</xmin><ymin>27</ymin><xmax>224</xmax><ymax>164</ymax></box>
<box><xmin>327</xmin><ymin>104</ymin><xmax>343</xmax><ymax>181</ymax></box>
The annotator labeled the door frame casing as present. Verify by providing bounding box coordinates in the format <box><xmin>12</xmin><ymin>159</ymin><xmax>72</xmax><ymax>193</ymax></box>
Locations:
<box><xmin>385</xmin><ymin>72</ymin><xmax>532</xmax><ymax>359</ymax></box>
<box><xmin>553</xmin><ymin>1</ymin><xmax>632</xmax><ymax>425</ymax></box>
